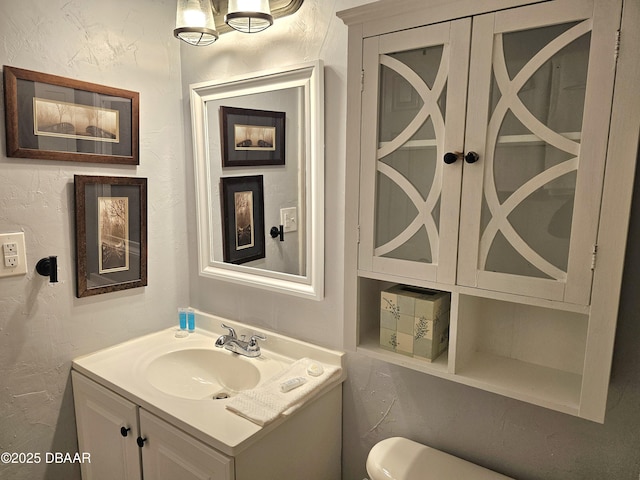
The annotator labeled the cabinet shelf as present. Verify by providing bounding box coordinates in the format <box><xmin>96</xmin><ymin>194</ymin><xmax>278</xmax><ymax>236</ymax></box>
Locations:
<box><xmin>355</xmin><ymin>291</ymin><xmax>584</xmax><ymax>414</ymax></box>
<box><xmin>378</xmin><ymin>139</ymin><xmax>437</xmax><ymax>149</ymax></box>
<box><xmin>357</xmin><ymin>330</ymin><xmax>450</xmax><ymax>377</ymax></box>
<box><xmin>454</xmin><ymin>352</ymin><xmax>582</xmax><ymax>414</ymax></box>
<box><xmin>355</xmin><ymin>340</ymin><xmax>581</xmax><ymax>414</ymax></box>
<box><xmin>354</xmin><ymin>275</ymin><xmax>589</xmax><ymax>415</ymax></box>
<box><xmin>377</xmin><ymin>133</ymin><xmax>582</xmax><ymax>151</ymax></box>
<box><xmin>495</xmin><ymin>132</ymin><xmax>581</xmax><ymax>146</ymax></box>
<box><xmin>358</xmin><ymin>269</ymin><xmax>590</xmax><ymax>315</ymax></box>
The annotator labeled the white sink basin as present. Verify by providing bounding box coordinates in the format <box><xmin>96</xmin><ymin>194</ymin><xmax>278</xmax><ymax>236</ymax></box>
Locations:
<box><xmin>72</xmin><ymin>313</ymin><xmax>345</xmax><ymax>455</ymax></box>
<box><xmin>145</xmin><ymin>348</ymin><xmax>262</xmax><ymax>400</ymax></box>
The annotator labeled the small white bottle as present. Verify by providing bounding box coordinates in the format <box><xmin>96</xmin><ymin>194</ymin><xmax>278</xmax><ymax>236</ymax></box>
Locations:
<box><xmin>280</xmin><ymin>377</ymin><xmax>307</xmax><ymax>392</ymax></box>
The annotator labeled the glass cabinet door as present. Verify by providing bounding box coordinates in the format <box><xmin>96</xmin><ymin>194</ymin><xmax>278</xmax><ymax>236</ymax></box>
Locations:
<box><xmin>359</xmin><ymin>20</ymin><xmax>471</xmax><ymax>284</ymax></box>
<box><xmin>458</xmin><ymin>0</ymin><xmax>621</xmax><ymax>304</ymax></box>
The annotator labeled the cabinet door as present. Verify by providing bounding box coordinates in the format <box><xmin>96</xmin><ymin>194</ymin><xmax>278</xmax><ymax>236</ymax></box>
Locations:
<box><xmin>139</xmin><ymin>409</ymin><xmax>234</xmax><ymax>480</ymax></box>
<box><xmin>359</xmin><ymin>19</ymin><xmax>471</xmax><ymax>284</ymax></box>
<box><xmin>72</xmin><ymin>372</ymin><xmax>142</xmax><ymax>480</ymax></box>
<box><xmin>458</xmin><ymin>0</ymin><xmax>621</xmax><ymax>304</ymax></box>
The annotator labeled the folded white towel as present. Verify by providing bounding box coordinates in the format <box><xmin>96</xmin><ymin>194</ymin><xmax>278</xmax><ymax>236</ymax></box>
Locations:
<box><xmin>226</xmin><ymin>357</ymin><xmax>341</xmax><ymax>426</ymax></box>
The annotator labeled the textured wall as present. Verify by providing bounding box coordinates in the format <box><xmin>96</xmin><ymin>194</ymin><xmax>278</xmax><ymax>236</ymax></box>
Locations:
<box><xmin>1</xmin><ymin>1</ymin><xmax>639</xmax><ymax>480</ymax></box>
<box><xmin>181</xmin><ymin>1</ymin><xmax>640</xmax><ymax>479</ymax></box>
<box><xmin>0</xmin><ymin>1</ymin><xmax>187</xmax><ymax>479</ymax></box>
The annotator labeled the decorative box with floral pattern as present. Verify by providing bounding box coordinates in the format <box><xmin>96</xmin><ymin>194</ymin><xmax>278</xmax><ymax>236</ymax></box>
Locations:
<box><xmin>380</xmin><ymin>285</ymin><xmax>450</xmax><ymax>362</ymax></box>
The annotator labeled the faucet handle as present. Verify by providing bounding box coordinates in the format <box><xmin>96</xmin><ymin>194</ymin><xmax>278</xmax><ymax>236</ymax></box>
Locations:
<box><xmin>221</xmin><ymin>323</ymin><xmax>237</xmax><ymax>339</ymax></box>
<box><xmin>248</xmin><ymin>334</ymin><xmax>266</xmax><ymax>347</ymax></box>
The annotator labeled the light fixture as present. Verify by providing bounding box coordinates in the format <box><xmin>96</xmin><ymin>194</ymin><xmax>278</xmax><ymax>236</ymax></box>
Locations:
<box><xmin>225</xmin><ymin>0</ymin><xmax>274</xmax><ymax>33</ymax></box>
<box><xmin>174</xmin><ymin>0</ymin><xmax>219</xmax><ymax>46</ymax></box>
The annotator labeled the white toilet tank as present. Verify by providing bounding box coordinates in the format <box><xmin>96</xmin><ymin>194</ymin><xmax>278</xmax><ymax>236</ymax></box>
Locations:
<box><xmin>366</xmin><ymin>437</ymin><xmax>513</xmax><ymax>480</ymax></box>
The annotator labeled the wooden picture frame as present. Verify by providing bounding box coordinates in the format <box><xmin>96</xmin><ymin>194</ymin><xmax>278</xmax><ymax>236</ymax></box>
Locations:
<box><xmin>3</xmin><ymin>65</ymin><xmax>139</xmax><ymax>164</ymax></box>
<box><xmin>220</xmin><ymin>175</ymin><xmax>265</xmax><ymax>264</ymax></box>
<box><xmin>220</xmin><ymin>106</ymin><xmax>285</xmax><ymax>167</ymax></box>
<box><xmin>74</xmin><ymin>175</ymin><xmax>147</xmax><ymax>297</ymax></box>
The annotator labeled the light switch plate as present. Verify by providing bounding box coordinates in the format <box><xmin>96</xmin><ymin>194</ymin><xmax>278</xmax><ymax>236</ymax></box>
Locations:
<box><xmin>280</xmin><ymin>207</ymin><xmax>298</xmax><ymax>233</ymax></box>
<box><xmin>0</xmin><ymin>232</ymin><xmax>27</xmax><ymax>277</ymax></box>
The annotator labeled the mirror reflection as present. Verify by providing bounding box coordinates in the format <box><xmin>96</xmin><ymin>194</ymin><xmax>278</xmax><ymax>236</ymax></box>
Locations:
<box><xmin>191</xmin><ymin>61</ymin><xmax>324</xmax><ymax>300</ymax></box>
<box><xmin>206</xmin><ymin>87</ymin><xmax>305</xmax><ymax>275</ymax></box>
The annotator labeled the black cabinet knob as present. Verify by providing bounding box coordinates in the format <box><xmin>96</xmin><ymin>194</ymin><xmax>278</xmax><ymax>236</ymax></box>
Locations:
<box><xmin>465</xmin><ymin>151</ymin><xmax>480</xmax><ymax>163</ymax></box>
<box><xmin>136</xmin><ymin>436</ymin><xmax>147</xmax><ymax>448</ymax></box>
<box><xmin>443</xmin><ymin>152</ymin><xmax>459</xmax><ymax>164</ymax></box>
<box><xmin>120</xmin><ymin>427</ymin><xmax>130</xmax><ymax>437</ymax></box>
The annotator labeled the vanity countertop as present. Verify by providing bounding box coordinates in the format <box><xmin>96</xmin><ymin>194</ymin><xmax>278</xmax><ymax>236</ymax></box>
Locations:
<box><xmin>72</xmin><ymin>311</ymin><xmax>345</xmax><ymax>456</ymax></box>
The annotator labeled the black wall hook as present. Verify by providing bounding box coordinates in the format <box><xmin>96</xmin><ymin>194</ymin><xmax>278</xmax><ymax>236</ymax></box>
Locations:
<box><xmin>36</xmin><ymin>256</ymin><xmax>58</xmax><ymax>283</ymax></box>
<box><xmin>270</xmin><ymin>225</ymin><xmax>284</xmax><ymax>241</ymax></box>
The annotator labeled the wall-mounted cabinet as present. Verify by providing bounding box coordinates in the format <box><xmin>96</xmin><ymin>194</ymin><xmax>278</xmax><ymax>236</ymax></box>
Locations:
<box><xmin>339</xmin><ymin>0</ymin><xmax>640</xmax><ymax>422</ymax></box>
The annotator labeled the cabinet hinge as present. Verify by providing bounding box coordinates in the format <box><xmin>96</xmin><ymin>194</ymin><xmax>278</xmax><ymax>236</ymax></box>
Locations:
<box><xmin>356</xmin><ymin>225</ymin><xmax>361</xmax><ymax>244</ymax></box>
<box><xmin>360</xmin><ymin>70</ymin><xmax>364</xmax><ymax>92</ymax></box>
<box><xmin>614</xmin><ymin>29</ymin><xmax>621</xmax><ymax>62</ymax></box>
<box><xmin>591</xmin><ymin>244</ymin><xmax>598</xmax><ymax>271</ymax></box>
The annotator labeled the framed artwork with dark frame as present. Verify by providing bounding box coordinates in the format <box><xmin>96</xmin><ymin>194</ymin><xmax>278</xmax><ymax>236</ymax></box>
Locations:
<box><xmin>220</xmin><ymin>175</ymin><xmax>265</xmax><ymax>264</ymax></box>
<box><xmin>3</xmin><ymin>65</ymin><xmax>139</xmax><ymax>165</ymax></box>
<box><xmin>74</xmin><ymin>175</ymin><xmax>147</xmax><ymax>298</ymax></box>
<box><xmin>220</xmin><ymin>106</ymin><xmax>285</xmax><ymax>167</ymax></box>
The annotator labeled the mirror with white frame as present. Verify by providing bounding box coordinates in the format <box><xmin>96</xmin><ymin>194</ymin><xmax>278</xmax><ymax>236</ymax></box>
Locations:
<box><xmin>190</xmin><ymin>61</ymin><xmax>324</xmax><ymax>300</ymax></box>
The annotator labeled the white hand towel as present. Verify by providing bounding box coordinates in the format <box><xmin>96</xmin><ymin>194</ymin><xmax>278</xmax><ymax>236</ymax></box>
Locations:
<box><xmin>226</xmin><ymin>357</ymin><xmax>341</xmax><ymax>426</ymax></box>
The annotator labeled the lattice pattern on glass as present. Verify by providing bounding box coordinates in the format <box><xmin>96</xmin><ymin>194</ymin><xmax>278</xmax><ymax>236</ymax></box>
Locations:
<box><xmin>374</xmin><ymin>45</ymin><xmax>447</xmax><ymax>264</ymax></box>
<box><xmin>481</xmin><ymin>21</ymin><xmax>591</xmax><ymax>280</ymax></box>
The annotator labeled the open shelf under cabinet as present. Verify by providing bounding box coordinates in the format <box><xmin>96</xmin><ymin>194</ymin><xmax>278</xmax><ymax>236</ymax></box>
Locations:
<box><xmin>356</xmin><ymin>276</ymin><xmax>587</xmax><ymax>416</ymax></box>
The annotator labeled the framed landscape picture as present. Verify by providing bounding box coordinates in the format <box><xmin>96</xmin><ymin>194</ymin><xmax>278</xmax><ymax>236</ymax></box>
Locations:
<box><xmin>3</xmin><ymin>65</ymin><xmax>139</xmax><ymax>164</ymax></box>
<box><xmin>74</xmin><ymin>175</ymin><xmax>147</xmax><ymax>297</ymax></box>
<box><xmin>220</xmin><ymin>106</ymin><xmax>285</xmax><ymax>167</ymax></box>
<box><xmin>220</xmin><ymin>175</ymin><xmax>265</xmax><ymax>264</ymax></box>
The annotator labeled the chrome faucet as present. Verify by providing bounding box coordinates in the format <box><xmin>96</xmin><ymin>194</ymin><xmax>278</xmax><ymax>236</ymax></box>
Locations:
<box><xmin>214</xmin><ymin>324</ymin><xmax>237</xmax><ymax>347</ymax></box>
<box><xmin>215</xmin><ymin>323</ymin><xmax>266</xmax><ymax>358</ymax></box>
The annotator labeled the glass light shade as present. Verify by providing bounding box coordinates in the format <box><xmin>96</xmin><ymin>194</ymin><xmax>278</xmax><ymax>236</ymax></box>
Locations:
<box><xmin>174</xmin><ymin>0</ymin><xmax>219</xmax><ymax>46</ymax></box>
<box><xmin>225</xmin><ymin>0</ymin><xmax>273</xmax><ymax>33</ymax></box>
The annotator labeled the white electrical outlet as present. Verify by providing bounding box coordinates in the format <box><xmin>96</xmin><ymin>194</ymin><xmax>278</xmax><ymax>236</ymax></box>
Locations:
<box><xmin>280</xmin><ymin>207</ymin><xmax>298</xmax><ymax>233</ymax></box>
<box><xmin>3</xmin><ymin>242</ymin><xmax>17</xmax><ymax>255</ymax></box>
<box><xmin>0</xmin><ymin>232</ymin><xmax>27</xmax><ymax>278</ymax></box>
<box><xmin>5</xmin><ymin>256</ymin><xmax>18</xmax><ymax>268</ymax></box>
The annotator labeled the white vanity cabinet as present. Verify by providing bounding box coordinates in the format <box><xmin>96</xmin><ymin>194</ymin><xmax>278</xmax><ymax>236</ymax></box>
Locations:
<box><xmin>339</xmin><ymin>0</ymin><xmax>640</xmax><ymax>422</ymax></box>
<box><xmin>72</xmin><ymin>360</ymin><xmax>343</xmax><ymax>480</ymax></box>
<box><xmin>72</xmin><ymin>372</ymin><xmax>233</xmax><ymax>480</ymax></box>
<box><xmin>139</xmin><ymin>409</ymin><xmax>233</xmax><ymax>480</ymax></box>
<box><xmin>72</xmin><ymin>372</ymin><xmax>143</xmax><ymax>480</ymax></box>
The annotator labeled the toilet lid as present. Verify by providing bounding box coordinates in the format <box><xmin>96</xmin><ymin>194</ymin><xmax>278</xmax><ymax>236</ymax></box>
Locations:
<box><xmin>366</xmin><ymin>437</ymin><xmax>513</xmax><ymax>480</ymax></box>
